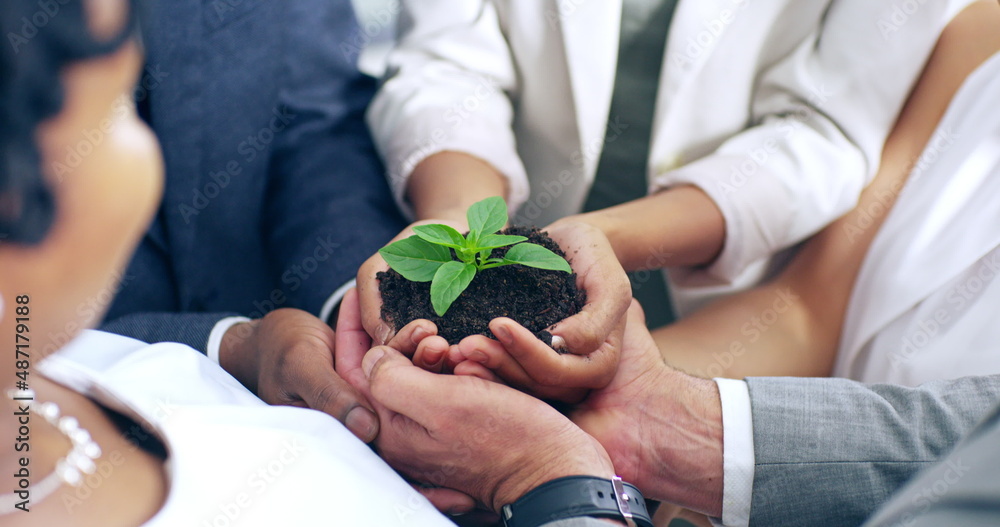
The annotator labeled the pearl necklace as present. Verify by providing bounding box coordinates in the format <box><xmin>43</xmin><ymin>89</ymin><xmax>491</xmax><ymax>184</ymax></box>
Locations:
<box><xmin>0</xmin><ymin>388</ymin><xmax>102</xmax><ymax>514</ymax></box>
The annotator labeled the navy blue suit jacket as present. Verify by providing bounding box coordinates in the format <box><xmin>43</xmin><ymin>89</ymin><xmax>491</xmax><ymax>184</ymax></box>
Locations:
<box><xmin>102</xmin><ymin>0</ymin><xmax>405</xmax><ymax>351</ymax></box>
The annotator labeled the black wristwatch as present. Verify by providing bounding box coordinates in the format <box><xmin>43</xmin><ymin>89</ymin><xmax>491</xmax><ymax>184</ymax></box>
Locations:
<box><xmin>501</xmin><ymin>476</ymin><xmax>654</xmax><ymax>527</ymax></box>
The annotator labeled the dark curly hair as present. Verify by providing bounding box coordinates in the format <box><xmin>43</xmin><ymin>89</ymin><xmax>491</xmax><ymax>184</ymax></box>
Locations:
<box><xmin>0</xmin><ymin>0</ymin><xmax>138</xmax><ymax>244</ymax></box>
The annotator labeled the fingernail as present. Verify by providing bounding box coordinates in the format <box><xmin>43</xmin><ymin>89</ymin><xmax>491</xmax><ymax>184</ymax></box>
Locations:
<box><xmin>363</xmin><ymin>348</ymin><xmax>385</xmax><ymax>378</ymax></box>
<box><xmin>494</xmin><ymin>325</ymin><xmax>512</xmax><ymax>345</ymax></box>
<box><xmin>345</xmin><ymin>406</ymin><xmax>378</xmax><ymax>442</ymax></box>
<box><xmin>376</xmin><ymin>325</ymin><xmax>392</xmax><ymax>346</ymax></box>
<box><xmin>411</xmin><ymin>326</ymin><xmax>430</xmax><ymax>346</ymax></box>
<box><xmin>551</xmin><ymin>335</ymin><xmax>567</xmax><ymax>351</ymax></box>
<box><xmin>468</xmin><ymin>350</ymin><xmax>488</xmax><ymax>363</ymax></box>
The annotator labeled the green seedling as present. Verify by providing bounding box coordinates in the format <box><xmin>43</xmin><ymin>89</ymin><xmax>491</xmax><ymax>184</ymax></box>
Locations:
<box><xmin>379</xmin><ymin>196</ymin><xmax>572</xmax><ymax>316</ymax></box>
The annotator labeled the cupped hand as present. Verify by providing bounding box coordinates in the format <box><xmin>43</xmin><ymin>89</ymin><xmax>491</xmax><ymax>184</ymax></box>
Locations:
<box><xmin>450</xmin><ymin>312</ymin><xmax>625</xmax><ymax>401</ymax></box>
<box><xmin>335</xmin><ymin>288</ymin><xmax>477</xmax><ymax>513</ymax></box>
<box><xmin>542</xmin><ymin>219</ymin><xmax>631</xmax><ymax>355</ymax></box>
<box><xmin>336</xmin><ymin>290</ymin><xmax>615</xmax><ymax>512</ymax></box>
<box><xmin>336</xmin><ymin>285</ymin><xmax>450</xmax><ymax>376</ymax></box>
<box><xmin>363</xmin><ymin>344</ymin><xmax>616</xmax><ymax>512</ymax></box>
<box><xmin>356</xmin><ymin>219</ymin><xmax>465</xmax><ymax>347</ymax></box>
<box><xmin>219</xmin><ymin>308</ymin><xmax>379</xmax><ymax>442</ymax></box>
<box><xmin>447</xmin><ymin>220</ymin><xmax>631</xmax><ymax>399</ymax></box>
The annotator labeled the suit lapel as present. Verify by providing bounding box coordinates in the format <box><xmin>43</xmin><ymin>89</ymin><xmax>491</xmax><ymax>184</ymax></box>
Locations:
<box><xmin>659</xmin><ymin>0</ymin><xmax>728</xmax><ymax>95</ymax></box>
<box><xmin>557</xmin><ymin>0</ymin><xmax>621</xmax><ymax>179</ymax></box>
<box><xmin>653</xmin><ymin>0</ymin><xmax>735</xmax><ymax>172</ymax></box>
<box><xmin>558</xmin><ymin>0</ymin><xmax>732</xmax><ymax>179</ymax></box>
<box><xmin>147</xmin><ymin>0</ymin><xmax>206</xmax><ymax>273</ymax></box>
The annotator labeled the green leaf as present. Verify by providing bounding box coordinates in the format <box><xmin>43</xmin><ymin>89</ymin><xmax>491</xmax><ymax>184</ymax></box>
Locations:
<box><xmin>430</xmin><ymin>261</ymin><xmax>477</xmax><ymax>316</ymax></box>
<box><xmin>466</xmin><ymin>196</ymin><xmax>508</xmax><ymax>237</ymax></box>
<box><xmin>379</xmin><ymin>236</ymin><xmax>453</xmax><ymax>282</ymax></box>
<box><xmin>475</xmin><ymin>234</ymin><xmax>528</xmax><ymax>250</ymax></box>
<box><xmin>413</xmin><ymin>224</ymin><xmax>467</xmax><ymax>249</ymax></box>
<box><xmin>503</xmin><ymin>243</ymin><xmax>572</xmax><ymax>273</ymax></box>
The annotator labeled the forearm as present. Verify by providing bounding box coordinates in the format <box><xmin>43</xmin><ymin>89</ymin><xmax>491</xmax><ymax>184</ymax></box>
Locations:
<box><xmin>636</xmin><ymin>369</ymin><xmax>725</xmax><ymax>516</ymax></box>
<box><xmin>645</xmin><ymin>15</ymin><xmax>993</xmax><ymax>380</ymax></box>
<box><xmin>406</xmin><ymin>151</ymin><xmax>508</xmax><ymax>224</ymax></box>
<box><xmin>578</xmin><ymin>178</ymin><xmax>832</xmax><ymax>379</ymax></box>
<box><xmin>647</xmin><ymin>144</ymin><xmax>937</xmax><ymax>380</ymax></box>
<box><xmin>572</xmin><ymin>185</ymin><xmax>725</xmax><ymax>271</ymax></box>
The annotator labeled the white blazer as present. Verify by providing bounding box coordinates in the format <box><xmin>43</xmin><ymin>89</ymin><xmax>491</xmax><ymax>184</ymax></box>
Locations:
<box><xmin>368</xmin><ymin>0</ymin><xmax>970</xmax><ymax>313</ymax></box>
<box><xmin>834</xmin><ymin>51</ymin><xmax>1000</xmax><ymax>386</ymax></box>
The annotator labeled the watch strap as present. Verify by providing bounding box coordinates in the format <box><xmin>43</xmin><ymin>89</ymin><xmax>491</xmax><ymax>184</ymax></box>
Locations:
<box><xmin>501</xmin><ymin>476</ymin><xmax>653</xmax><ymax>527</ymax></box>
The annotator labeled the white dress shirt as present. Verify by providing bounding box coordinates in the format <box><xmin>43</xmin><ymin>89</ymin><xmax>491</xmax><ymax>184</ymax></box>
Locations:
<box><xmin>714</xmin><ymin>48</ymin><xmax>1000</xmax><ymax>527</ymax></box>
<box><xmin>40</xmin><ymin>330</ymin><xmax>455</xmax><ymax>526</ymax></box>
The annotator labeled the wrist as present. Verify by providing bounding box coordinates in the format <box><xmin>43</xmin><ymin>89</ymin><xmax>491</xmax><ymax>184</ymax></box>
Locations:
<box><xmin>547</xmin><ymin>215</ymin><xmax>632</xmax><ymax>275</ymax></box>
<box><xmin>418</xmin><ymin>207</ymin><xmax>471</xmax><ymax>226</ymax></box>
<box><xmin>493</xmin><ymin>445</ymin><xmax>616</xmax><ymax>513</ymax></box>
<box><xmin>570</xmin><ymin>186</ymin><xmax>725</xmax><ymax>270</ymax></box>
<box><xmin>642</xmin><ymin>369</ymin><xmax>724</xmax><ymax>516</ymax></box>
<box><xmin>501</xmin><ymin>476</ymin><xmax>652</xmax><ymax>527</ymax></box>
<box><xmin>558</xmin><ymin>212</ymin><xmax>619</xmax><ymax>249</ymax></box>
<box><xmin>407</xmin><ymin>151</ymin><xmax>508</xmax><ymax>223</ymax></box>
<box><xmin>219</xmin><ymin>320</ymin><xmax>261</xmax><ymax>392</ymax></box>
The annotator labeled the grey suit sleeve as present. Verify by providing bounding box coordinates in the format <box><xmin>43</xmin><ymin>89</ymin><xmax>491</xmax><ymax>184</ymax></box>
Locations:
<box><xmin>100</xmin><ymin>312</ymin><xmax>240</xmax><ymax>354</ymax></box>
<box><xmin>746</xmin><ymin>375</ymin><xmax>1000</xmax><ymax>526</ymax></box>
<box><xmin>864</xmin><ymin>404</ymin><xmax>1000</xmax><ymax>526</ymax></box>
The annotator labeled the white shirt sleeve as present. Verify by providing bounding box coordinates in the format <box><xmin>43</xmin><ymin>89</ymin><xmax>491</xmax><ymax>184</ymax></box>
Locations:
<box><xmin>654</xmin><ymin>0</ymin><xmax>960</xmax><ymax>290</ymax></box>
<box><xmin>365</xmin><ymin>2</ymin><xmax>530</xmax><ymax>219</ymax></box>
<box><xmin>206</xmin><ymin>316</ymin><xmax>252</xmax><ymax>364</ymax></box>
<box><xmin>710</xmin><ymin>378</ymin><xmax>755</xmax><ymax>527</ymax></box>
<box><xmin>319</xmin><ymin>279</ymin><xmax>357</xmax><ymax>325</ymax></box>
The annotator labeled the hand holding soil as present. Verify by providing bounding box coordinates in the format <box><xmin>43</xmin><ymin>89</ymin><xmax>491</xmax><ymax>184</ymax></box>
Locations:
<box><xmin>530</xmin><ymin>219</ymin><xmax>632</xmax><ymax>355</ymax></box>
<box><xmin>356</xmin><ymin>217</ymin><xmax>467</xmax><ymax>347</ymax></box>
<box><xmin>447</xmin><ymin>220</ymin><xmax>632</xmax><ymax>400</ymax></box>
<box><xmin>365</xmin><ymin>199</ymin><xmax>632</xmax><ymax>401</ymax></box>
<box><xmin>377</xmin><ymin>198</ymin><xmax>584</xmax><ymax>345</ymax></box>
<box><xmin>378</xmin><ymin>224</ymin><xmax>583</xmax><ymax>345</ymax></box>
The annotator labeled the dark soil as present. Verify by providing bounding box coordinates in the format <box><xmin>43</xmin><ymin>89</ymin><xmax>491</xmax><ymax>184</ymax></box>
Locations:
<box><xmin>378</xmin><ymin>226</ymin><xmax>586</xmax><ymax>345</ymax></box>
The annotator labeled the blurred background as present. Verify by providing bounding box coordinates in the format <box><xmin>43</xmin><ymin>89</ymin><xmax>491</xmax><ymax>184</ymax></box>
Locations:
<box><xmin>352</xmin><ymin>0</ymin><xmax>399</xmax><ymax>77</ymax></box>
